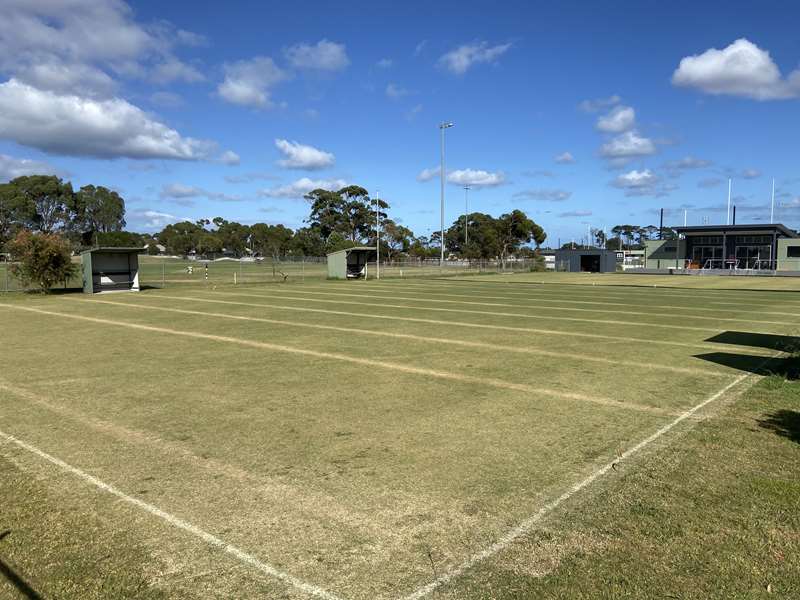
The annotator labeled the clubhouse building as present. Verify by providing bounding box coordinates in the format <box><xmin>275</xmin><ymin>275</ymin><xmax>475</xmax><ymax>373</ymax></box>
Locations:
<box><xmin>644</xmin><ymin>223</ymin><xmax>800</xmax><ymax>272</ymax></box>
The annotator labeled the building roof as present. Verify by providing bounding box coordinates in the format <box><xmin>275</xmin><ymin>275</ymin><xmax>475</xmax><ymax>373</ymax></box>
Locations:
<box><xmin>326</xmin><ymin>246</ymin><xmax>377</xmax><ymax>257</ymax></box>
<box><xmin>553</xmin><ymin>248</ymin><xmax>617</xmax><ymax>255</ymax></box>
<box><xmin>675</xmin><ymin>223</ymin><xmax>798</xmax><ymax>238</ymax></box>
<box><xmin>80</xmin><ymin>247</ymin><xmax>146</xmax><ymax>256</ymax></box>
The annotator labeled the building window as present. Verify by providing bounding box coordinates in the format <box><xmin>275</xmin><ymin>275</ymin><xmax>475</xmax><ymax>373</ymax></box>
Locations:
<box><xmin>788</xmin><ymin>246</ymin><xmax>800</xmax><ymax>258</ymax></box>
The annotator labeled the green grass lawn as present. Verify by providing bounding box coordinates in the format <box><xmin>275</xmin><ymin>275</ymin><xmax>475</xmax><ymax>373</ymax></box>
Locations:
<box><xmin>0</xmin><ymin>274</ymin><xmax>798</xmax><ymax>599</ymax></box>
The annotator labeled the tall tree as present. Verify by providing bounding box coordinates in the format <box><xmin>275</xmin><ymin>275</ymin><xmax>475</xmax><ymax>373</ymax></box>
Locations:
<box><xmin>250</xmin><ymin>223</ymin><xmax>294</xmax><ymax>259</ymax></box>
<box><xmin>306</xmin><ymin>188</ymin><xmax>346</xmax><ymax>242</ymax></box>
<box><xmin>157</xmin><ymin>221</ymin><xmax>204</xmax><ymax>255</ymax></box>
<box><xmin>380</xmin><ymin>219</ymin><xmax>413</xmax><ymax>260</ymax></box>
<box><xmin>0</xmin><ymin>176</ymin><xmax>73</xmax><ymax>233</ymax></box>
<box><xmin>338</xmin><ymin>185</ymin><xmax>373</xmax><ymax>242</ymax></box>
<box><xmin>72</xmin><ymin>185</ymin><xmax>126</xmax><ymax>245</ymax></box>
<box><xmin>495</xmin><ymin>209</ymin><xmax>535</xmax><ymax>267</ymax></box>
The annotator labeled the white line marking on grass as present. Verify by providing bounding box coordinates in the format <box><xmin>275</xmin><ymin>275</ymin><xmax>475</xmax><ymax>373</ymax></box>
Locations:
<box><xmin>353</xmin><ymin>282</ymin><xmax>800</xmax><ymax>318</ymax></box>
<box><xmin>152</xmin><ymin>292</ymin><xmax>777</xmax><ymax>356</ymax></box>
<box><xmin>202</xmin><ymin>290</ymin><xmax>732</xmax><ymax>334</ymax></box>
<box><xmin>88</xmin><ymin>297</ymin><xmax>729</xmax><ymax>378</ymax></box>
<box><xmin>418</xmin><ymin>278</ymin><xmax>800</xmax><ymax>306</ymax></box>
<box><xmin>397</xmin><ymin>369</ymin><xmax>760</xmax><ymax>600</ymax></box>
<box><xmin>0</xmin><ymin>428</ymin><xmax>343</xmax><ymax>600</ymax></box>
<box><xmin>6</xmin><ymin>304</ymin><xmax>669</xmax><ymax>416</ymax></box>
<box><xmin>260</xmin><ymin>287</ymin><xmax>790</xmax><ymax>327</ymax></box>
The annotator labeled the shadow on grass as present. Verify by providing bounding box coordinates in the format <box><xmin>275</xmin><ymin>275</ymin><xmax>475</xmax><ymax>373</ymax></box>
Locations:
<box><xmin>697</xmin><ymin>331</ymin><xmax>800</xmax><ymax>379</ymax></box>
<box><xmin>0</xmin><ymin>531</ymin><xmax>45</xmax><ymax>600</ymax></box>
<box><xmin>705</xmin><ymin>331</ymin><xmax>800</xmax><ymax>353</ymax></box>
<box><xmin>757</xmin><ymin>410</ymin><xmax>800</xmax><ymax>444</ymax></box>
<box><xmin>694</xmin><ymin>352</ymin><xmax>800</xmax><ymax>380</ymax></box>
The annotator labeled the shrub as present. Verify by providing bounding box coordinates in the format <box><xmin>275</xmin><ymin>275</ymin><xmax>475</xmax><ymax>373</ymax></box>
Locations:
<box><xmin>7</xmin><ymin>230</ymin><xmax>77</xmax><ymax>292</ymax></box>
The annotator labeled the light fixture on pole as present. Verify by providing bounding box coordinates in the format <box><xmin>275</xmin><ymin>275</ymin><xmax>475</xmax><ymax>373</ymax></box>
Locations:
<box><xmin>439</xmin><ymin>121</ymin><xmax>454</xmax><ymax>266</ymax></box>
<box><xmin>463</xmin><ymin>185</ymin><xmax>471</xmax><ymax>246</ymax></box>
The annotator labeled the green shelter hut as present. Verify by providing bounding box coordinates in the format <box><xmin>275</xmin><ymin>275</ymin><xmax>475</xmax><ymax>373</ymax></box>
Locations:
<box><xmin>326</xmin><ymin>247</ymin><xmax>377</xmax><ymax>279</ymax></box>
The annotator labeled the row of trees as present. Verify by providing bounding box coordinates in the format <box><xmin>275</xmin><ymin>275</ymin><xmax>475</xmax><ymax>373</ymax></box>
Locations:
<box><xmin>153</xmin><ymin>185</ymin><xmax>548</xmax><ymax>261</ymax></box>
<box><xmin>0</xmin><ymin>176</ymin><xmax>126</xmax><ymax>249</ymax></box>
<box><xmin>2</xmin><ymin>177</ymin><xmax>549</xmax><ymax>266</ymax></box>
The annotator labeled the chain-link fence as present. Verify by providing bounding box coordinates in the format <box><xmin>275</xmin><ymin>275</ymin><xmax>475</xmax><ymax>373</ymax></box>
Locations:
<box><xmin>0</xmin><ymin>259</ymin><xmax>84</xmax><ymax>292</ymax></box>
<box><xmin>138</xmin><ymin>256</ymin><xmax>328</xmax><ymax>288</ymax></box>
<box><xmin>363</xmin><ymin>257</ymin><xmax>546</xmax><ymax>279</ymax></box>
<box><xmin>0</xmin><ymin>256</ymin><xmax>330</xmax><ymax>292</ymax></box>
<box><xmin>1</xmin><ymin>255</ymin><xmax>549</xmax><ymax>292</ymax></box>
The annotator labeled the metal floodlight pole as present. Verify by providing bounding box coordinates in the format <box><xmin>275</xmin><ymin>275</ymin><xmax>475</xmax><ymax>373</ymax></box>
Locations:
<box><xmin>439</xmin><ymin>121</ymin><xmax>454</xmax><ymax>266</ymax></box>
<box><xmin>375</xmin><ymin>189</ymin><xmax>380</xmax><ymax>280</ymax></box>
<box><xmin>770</xmin><ymin>178</ymin><xmax>775</xmax><ymax>224</ymax></box>
<box><xmin>463</xmin><ymin>185</ymin><xmax>470</xmax><ymax>246</ymax></box>
<box><xmin>726</xmin><ymin>178</ymin><xmax>732</xmax><ymax>225</ymax></box>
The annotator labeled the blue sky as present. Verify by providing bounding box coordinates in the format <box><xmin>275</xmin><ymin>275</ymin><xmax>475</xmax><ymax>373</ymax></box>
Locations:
<box><xmin>1</xmin><ymin>0</ymin><xmax>799</xmax><ymax>244</ymax></box>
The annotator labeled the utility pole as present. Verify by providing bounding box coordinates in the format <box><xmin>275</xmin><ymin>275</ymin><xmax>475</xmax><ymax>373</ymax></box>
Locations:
<box><xmin>439</xmin><ymin>121</ymin><xmax>454</xmax><ymax>266</ymax></box>
<box><xmin>463</xmin><ymin>185</ymin><xmax>471</xmax><ymax>246</ymax></box>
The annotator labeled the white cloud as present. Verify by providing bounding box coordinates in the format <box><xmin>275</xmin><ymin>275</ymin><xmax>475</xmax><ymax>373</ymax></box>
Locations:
<box><xmin>438</xmin><ymin>41</ymin><xmax>512</xmax><ymax>75</ymax></box>
<box><xmin>376</xmin><ymin>58</ymin><xmax>393</xmax><ymax>68</ymax></box>
<box><xmin>217</xmin><ymin>57</ymin><xmax>287</xmax><ymax>109</ymax></box>
<box><xmin>218</xmin><ymin>150</ymin><xmax>240</xmax><ymax>166</ymax></box>
<box><xmin>554</xmin><ymin>151</ymin><xmax>575</xmax><ymax>164</ymax></box>
<box><xmin>386</xmin><ymin>82</ymin><xmax>410</xmax><ymax>99</ymax></box>
<box><xmin>259</xmin><ymin>177</ymin><xmax>347</xmax><ymax>199</ymax></box>
<box><xmin>0</xmin><ymin>0</ymin><xmax>206</xmax><ymax>96</ymax></box>
<box><xmin>160</xmin><ymin>183</ymin><xmax>240</xmax><ymax>202</ymax></box>
<box><xmin>417</xmin><ymin>166</ymin><xmax>440</xmax><ymax>182</ymax></box>
<box><xmin>274</xmin><ymin>139</ymin><xmax>334</xmax><ymax>170</ymax></box>
<box><xmin>514</xmin><ymin>189</ymin><xmax>572</xmax><ymax>201</ymax></box>
<box><xmin>596</xmin><ymin>105</ymin><xmax>635</xmax><ymax>133</ymax></box>
<box><xmin>0</xmin><ymin>153</ymin><xmax>59</xmax><ymax>181</ymax></box>
<box><xmin>742</xmin><ymin>168</ymin><xmax>762</xmax><ymax>179</ymax></box>
<box><xmin>578</xmin><ymin>95</ymin><xmax>621</xmax><ymax>112</ymax></box>
<box><xmin>17</xmin><ymin>61</ymin><xmax>117</xmax><ymax>98</ymax></box>
<box><xmin>610</xmin><ymin>169</ymin><xmax>672</xmax><ymax>197</ymax></box>
<box><xmin>417</xmin><ymin>167</ymin><xmax>505</xmax><ymax>187</ymax></box>
<box><xmin>612</xmin><ymin>169</ymin><xmax>659</xmax><ymax>189</ymax></box>
<box><xmin>447</xmin><ymin>169</ymin><xmax>506</xmax><ymax>187</ymax></box>
<box><xmin>284</xmin><ymin>40</ymin><xmax>349</xmax><ymax>71</ymax></box>
<box><xmin>599</xmin><ymin>130</ymin><xmax>657</xmax><ymax>161</ymax></box>
<box><xmin>414</xmin><ymin>40</ymin><xmax>427</xmax><ymax>56</ymax></box>
<box><xmin>131</xmin><ymin>209</ymin><xmax>179</xmax><ymax>229</ymax></box>
<box><xmin>150</xmin><ymin>58</ymin><xmax>204</xmax><ymax>84</ymax></box>
<box><xmin>672</xmin><ymin>38</ymin><xmax>800</xmax><ymax>100</ymax></box>
<box><xmin>0</xmin><ymin>79</ymin><xmax>215</xmax><ymax>160</ymax></box>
